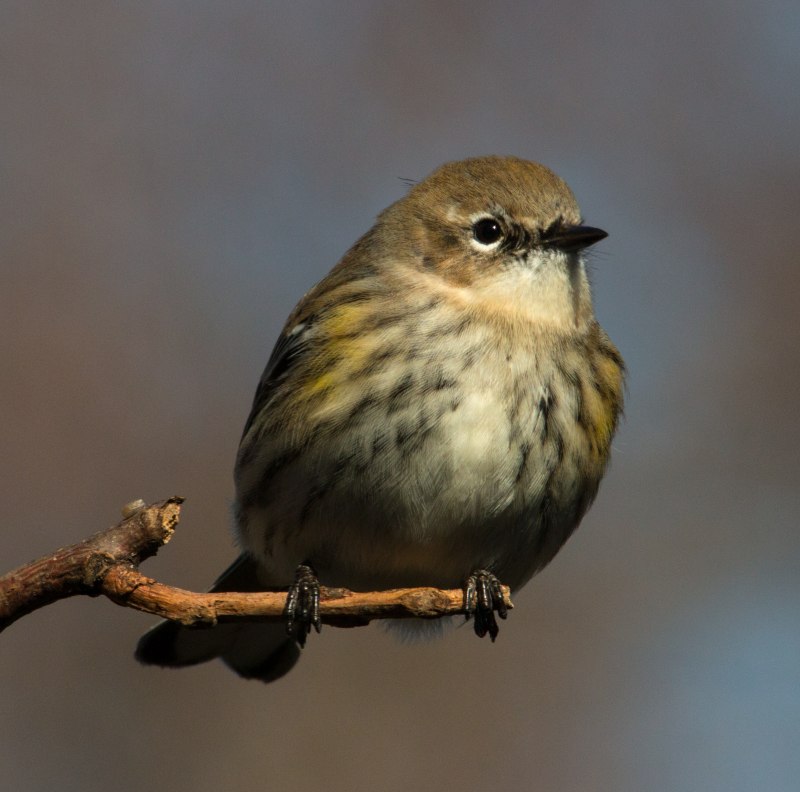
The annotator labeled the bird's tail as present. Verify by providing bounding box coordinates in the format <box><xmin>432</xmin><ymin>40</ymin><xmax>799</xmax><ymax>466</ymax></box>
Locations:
<box><xmin>134</xmin><ymin>554</ymin><xmax>300</xmax><ymax>683</ymax></box>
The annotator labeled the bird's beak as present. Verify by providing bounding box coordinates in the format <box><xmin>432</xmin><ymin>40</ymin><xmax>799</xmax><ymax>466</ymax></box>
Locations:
<box><xmin>543</xmin><ymin>225</ymin><xmax>608</xmax><ymax>252</ymax></box>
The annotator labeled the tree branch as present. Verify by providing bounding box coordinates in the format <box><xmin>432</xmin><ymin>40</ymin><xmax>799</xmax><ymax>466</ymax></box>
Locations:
<box><xmin>0</xmin><ymin>498</ymin><xmax>512</xmax><ymax>633</ymax></box>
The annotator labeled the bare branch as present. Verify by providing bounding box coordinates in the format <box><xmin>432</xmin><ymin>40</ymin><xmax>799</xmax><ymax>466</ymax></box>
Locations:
<box><xmin>0</xmin><ymin>498</ymin><xmax>512</xmax><ymax>633</ymax></box>
<box><xmin>0</xmin><ymin>497</ymin><xmax>183</xmax><ymax>632</ymax></box>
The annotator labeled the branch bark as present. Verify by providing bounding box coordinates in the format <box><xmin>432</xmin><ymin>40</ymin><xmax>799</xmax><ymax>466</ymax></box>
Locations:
<box><xmin>0</xmin><ymin>498</ymin><xmax>512</xmax><ymax>633</ymax></box>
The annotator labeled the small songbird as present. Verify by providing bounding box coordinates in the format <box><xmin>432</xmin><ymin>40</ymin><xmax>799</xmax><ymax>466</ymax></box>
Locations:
<box><xmin>136</xmin><ymin>156</ymin><xmax>624</xmax><ymax>682</ymax></box>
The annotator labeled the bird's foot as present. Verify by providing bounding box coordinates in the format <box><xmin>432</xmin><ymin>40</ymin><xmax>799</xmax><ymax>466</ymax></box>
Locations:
<box><xmin>464</xmin><ymin>569</ymin><xmax>508</xmax><ymax>642</ymax></box>
<box><xmin>284</xmin><ymin>563</ymin><xmax>321</xmax><ymax>647</ymax></box>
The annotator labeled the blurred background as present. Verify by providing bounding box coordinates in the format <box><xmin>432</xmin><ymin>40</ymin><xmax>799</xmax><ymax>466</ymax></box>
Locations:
<box><xmin>2</xmin><ymin>2</ymin><xmax>798</xmax><ymax>790</ymax></box>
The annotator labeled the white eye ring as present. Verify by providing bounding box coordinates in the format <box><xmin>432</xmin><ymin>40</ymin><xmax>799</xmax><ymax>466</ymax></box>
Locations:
<box><xmin>470</xmin><ymin>216</ymin><xmax>505</xmax><ymax>250</ymax></box>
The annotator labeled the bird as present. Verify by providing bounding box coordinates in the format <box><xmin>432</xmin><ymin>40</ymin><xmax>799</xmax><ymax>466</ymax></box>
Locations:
<box><xmin>136</xmin><ymin>155</ymin><xmax>624</xmax><ymax>682</ymax></box>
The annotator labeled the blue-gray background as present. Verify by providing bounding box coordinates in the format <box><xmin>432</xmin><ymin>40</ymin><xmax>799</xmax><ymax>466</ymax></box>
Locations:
<box><xmin>2</xmin><ymin>3</ymin><xmax>799</xmax><ymax>790</ymax></box>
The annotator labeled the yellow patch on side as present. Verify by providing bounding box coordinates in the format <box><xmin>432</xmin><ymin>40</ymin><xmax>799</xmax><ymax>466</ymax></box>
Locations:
<box><xmin>588</xmin><ymin>397</ymin><xmax>618</xmax><ymax>457</ymax></box>
<box><xmin>585</xmin><ymin>350</ymin><xmax>625</xmax><ymax>461</ymax></box>
<box><xmin>298</xmin><ymin>302</ymin><xmax>378</xmax><ymax>401</ymax></box>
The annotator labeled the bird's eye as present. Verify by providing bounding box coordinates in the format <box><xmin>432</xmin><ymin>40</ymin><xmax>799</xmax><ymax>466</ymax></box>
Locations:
<box><xmin>472</xmin><ymin>217</ymin><xmax>504</xmax><ymax>246</ymax></box>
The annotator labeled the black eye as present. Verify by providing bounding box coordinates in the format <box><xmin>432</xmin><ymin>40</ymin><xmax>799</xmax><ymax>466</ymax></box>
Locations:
<box><xmin>472</xmin><ymin>217</ymin><xmax>504</xmax><ymax>246</ymax></box>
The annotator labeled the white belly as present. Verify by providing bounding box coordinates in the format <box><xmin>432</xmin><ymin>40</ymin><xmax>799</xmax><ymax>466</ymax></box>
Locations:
<box><xmin>236</xmin><ymin>345</ymin><xmax>591</xmax><ymax>593</ymax></box>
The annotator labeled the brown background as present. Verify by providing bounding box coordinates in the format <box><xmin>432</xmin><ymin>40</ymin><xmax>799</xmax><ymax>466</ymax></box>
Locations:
<box><xmin>2</xmin><ymin>3</ymin><xmax>799</xmax><ymax>791</ymax></box>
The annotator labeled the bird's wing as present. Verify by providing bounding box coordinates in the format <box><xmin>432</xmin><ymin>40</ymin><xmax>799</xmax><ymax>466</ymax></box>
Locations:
<box><xmin>239</xmin><ymin>320</ymin><xmax>312</xmax><ymax>441</ymax></box>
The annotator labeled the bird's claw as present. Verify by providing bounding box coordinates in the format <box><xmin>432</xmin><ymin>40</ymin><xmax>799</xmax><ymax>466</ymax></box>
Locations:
<box><xmin>464</xmin><ymin>569</ymin><xmax>508</xmax><ymax>641</ymax></box>
<box><xmin>284</xmin><ymin>563</ymin><xmax>321</xmax><ymax>647</ymax></box>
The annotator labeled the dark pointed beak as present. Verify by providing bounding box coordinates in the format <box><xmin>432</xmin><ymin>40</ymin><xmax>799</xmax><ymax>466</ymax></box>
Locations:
<box><xmin>541</xmin><ymin>224</ymin><xmax>608</xmax><ymax>252</ymax></box>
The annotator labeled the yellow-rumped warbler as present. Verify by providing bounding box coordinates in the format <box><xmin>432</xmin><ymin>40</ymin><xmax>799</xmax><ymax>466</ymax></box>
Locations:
<box><xmin>136</xmin><ymin>156</ymin><xmax>624</xmax><ymax>682</ymax></box>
